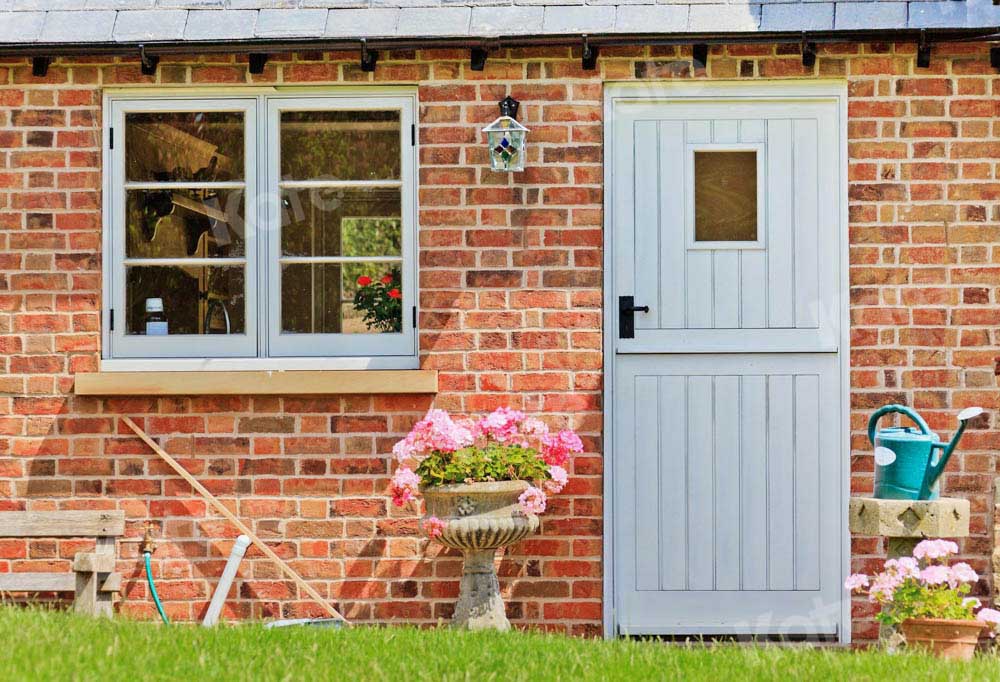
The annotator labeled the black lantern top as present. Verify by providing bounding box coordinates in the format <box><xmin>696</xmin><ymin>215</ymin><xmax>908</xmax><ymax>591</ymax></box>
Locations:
<box><xmin>498</xmin><ymin>95</ymin><xmax>520</xmax><ymax>119</ymax></box>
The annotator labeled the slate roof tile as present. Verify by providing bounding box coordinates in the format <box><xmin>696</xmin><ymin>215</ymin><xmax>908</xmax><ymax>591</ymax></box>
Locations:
<box><xmin>113</xmin><ymin>8</ymin><xmax>188</xmax><ymax>40</ymax></box>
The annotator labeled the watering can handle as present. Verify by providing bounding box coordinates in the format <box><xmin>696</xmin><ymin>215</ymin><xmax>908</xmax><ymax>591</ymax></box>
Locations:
<box><xmin>867</xmin><ymin>404</ymin><xmax>932</xmax><ymax>446</ymax></box>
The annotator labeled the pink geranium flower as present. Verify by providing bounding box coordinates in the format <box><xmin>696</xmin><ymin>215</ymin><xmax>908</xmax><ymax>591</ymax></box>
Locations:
<box><xmin>844</xmin><ymin>573</ymin><xmax>869</xmax><ymax>592</ymax></box>
<box><xmin>949</xmin><ymin>562</ymin><xmax>978</xmax><ymax>586</ymax></box>
<box><xmin>543</xmin><ymin>465</ymin><xmax>568</xmax><ymax>494</ymax></box>
<box><xmin>541</xmin><ymin>429</ymin><xmax>584</xmax><ymax>467</ymax></box>
<box><xmin>389</xmin><ymin>467</ymin><xmax>421</xmax><ymax>507</ymax></box>
<box><xmin>913</xmin><ymin>538</ymin><xmax>959</xmax><ymax>562</ymax></box>
<box><xmin>422</xmin><ymin>516</ymin><xmax>447</xmax><ymax>539</ymax></box>
<box><xmin>518</xmin><ymin>486</ymin><xmax>547</xmax><ymax>515</ymax></box>
<box><xmin>977</xmin><ymin>608</ymin><xmax>1000</xmax><ymax>637</ymax></box>
<box><xmin>392</xmin><ymin>408</ymin><xmax>475</xmax><ymax>463</ymax></box>
<box><xmin>522</xmin><ymin>417</ymin><xmax>549</xmax><ymax>438</ymax></box>
<box><xmin>919</xmin><ymin>564</ymin><xmax>951</xmax><ymax>586</ymax></box>
<box><xmin>477</xmin><ymin>407</ymin><xmax>526</xmax><ymax>444</ymax></box>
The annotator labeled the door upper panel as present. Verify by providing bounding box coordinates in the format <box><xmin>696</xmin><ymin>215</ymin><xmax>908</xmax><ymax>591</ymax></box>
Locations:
<box><xmin>612</xmin><ymin>99</ymin><xmax>841</xmax><ymax>354</ymax></box>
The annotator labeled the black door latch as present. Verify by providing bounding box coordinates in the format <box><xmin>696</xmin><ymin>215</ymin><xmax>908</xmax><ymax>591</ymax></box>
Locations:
<box><xmin>619</xmin><ymin>296</ymin><xmax>649</xmax><ymax>339</ymax></box>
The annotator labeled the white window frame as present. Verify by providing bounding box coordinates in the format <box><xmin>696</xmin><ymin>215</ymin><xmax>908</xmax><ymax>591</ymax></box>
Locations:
<box><xmin>265</xmin><ymin>95</ymin><xmax>416</xmax><ymax>359</ymax></box>
<box><xmin>685</xmin><ymin>142</ymin><xmax>766</xmax><ymax>251</ymax></box>
<box><xmin>101</xmin><ymin>89</ymin><xmax>419</xmax><ymax>371</ymax></box>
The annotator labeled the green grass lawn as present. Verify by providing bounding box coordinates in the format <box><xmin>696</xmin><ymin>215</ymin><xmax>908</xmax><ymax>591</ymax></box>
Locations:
<box><xmin>2</xmin><ymin>607</ymin><xmax>998</xmax><ymax>681</ymax></box>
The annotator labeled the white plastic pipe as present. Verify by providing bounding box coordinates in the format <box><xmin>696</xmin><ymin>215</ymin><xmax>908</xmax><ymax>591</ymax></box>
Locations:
<box><xmin>202</xmin><ymin>534</ymin><xmax>251</xmax><ymax>627</ymax></box>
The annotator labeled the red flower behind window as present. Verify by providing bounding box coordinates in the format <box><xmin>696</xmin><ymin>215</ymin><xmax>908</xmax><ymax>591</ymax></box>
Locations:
<box><xmin>357</xmin><ymin>275</ymin><xmax>372</xmax><ymax>286</ymax></box>
<box><xmin>388</xmin><ymin>288</ymin><xmax>401</xmax><ymax>299</ymax></box>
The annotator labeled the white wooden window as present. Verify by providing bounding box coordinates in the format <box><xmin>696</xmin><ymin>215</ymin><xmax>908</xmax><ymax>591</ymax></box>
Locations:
<box><xmin>103</xmin><ymin>92</ymin><xmax>417</xmax><ymax>370</ymax></box>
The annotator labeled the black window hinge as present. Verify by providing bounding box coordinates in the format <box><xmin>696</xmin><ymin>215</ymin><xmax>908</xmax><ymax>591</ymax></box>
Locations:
<box><xmin>412</xmin><ymin>305</ymin><xmax>417</xmax><ymax>328</ymax></box>
<box><xmin>109</xmin><ymin>308</ymin><xmax>114</xmax><ymax>331</ymax></box>
<box><xmin>411</xmin><ymin>123</ymin><xmax>416</xmax><ymax>146</ymax></box>
<box><xmin>109</xmin><ymin>128</ymin><xmax>114</xmax><ymax>150</ymax></box>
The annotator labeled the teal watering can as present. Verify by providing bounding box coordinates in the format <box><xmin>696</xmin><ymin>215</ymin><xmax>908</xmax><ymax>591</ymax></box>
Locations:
<box><xmin>868</xmin><ymin>404</ymin><xmax>984</xmax><ymax>500</ymax></box>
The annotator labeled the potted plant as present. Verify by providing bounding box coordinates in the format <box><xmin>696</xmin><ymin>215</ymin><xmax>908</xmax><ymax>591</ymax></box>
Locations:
<box><xmin>389</xmin><ymin>407</ymin><xmax>582</xmax><ymax>630</ymax></box>
<box><xmin>845</xmin><ymin>539</ymin><xmax>1000</xmax><ymax>659</ymax></box>
<box><xmin>353</xmin><ymin>270</ymin><xmax>402</xmax><ymax>332</ymax></box>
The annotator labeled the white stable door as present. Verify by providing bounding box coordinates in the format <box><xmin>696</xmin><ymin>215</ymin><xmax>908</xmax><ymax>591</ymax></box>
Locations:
<box><xmin>609</xmin><ymin>87</ymin><xmax>845</xmax><ymax>637</ymax></box>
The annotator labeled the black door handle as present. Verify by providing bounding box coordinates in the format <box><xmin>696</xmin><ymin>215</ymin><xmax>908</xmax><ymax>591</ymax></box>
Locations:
<box><xmin>619</xmin><ymin>296</ymin><xmax>649</xmax><ymax>339</ymax></box>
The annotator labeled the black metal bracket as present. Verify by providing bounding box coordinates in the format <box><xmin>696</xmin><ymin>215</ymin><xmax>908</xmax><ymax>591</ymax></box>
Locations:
<box><xmin>916</xmin><ymin>30</ymin><xmax>931</xmax><ymax>69</ymax></box>
<box><xmin>139</xmin><ymin>45</ymin><xmax>159</xmax><ymax>76</ymax></box>
<box><xmin>619</xmin><ymin>296</ymin><xmax>649</xmax><ymax>339</ymax></box>
<box><xmin>692</xmin><ymin>43</ymin><xmax>709</xmax><ymax>69</ymax></box>
<box><xmin>470</xmin><ymin>46</ymin><xmax>488</xmax><ymax>71</ymax></box>
<box><xmin>801</xmin><ymin>35</ymin><xmax>817</xmax><ymax>68</ymax></box>
<box><xmin>992</xmin><ymin>46</ymin><xmax>1000</xmax><ymax>70</ymax></box>
<box><xmin>249</xmin><ymin>53</ymin><xmax>268</xmax><ymax>74</ymax></box>
<box><xmin>360</xmin><ymin>39</ymin><xmax>378</xmax><ymax>72</ymax></box>
<box><xmin>31</xmin><ymin>56</ymin><xmax>49</xmax><ymax>77</ymax></box>
<box><xmin>582</xmin><ymin>35</ymin><xmax>599</xmax><ymax>70</ymax></box>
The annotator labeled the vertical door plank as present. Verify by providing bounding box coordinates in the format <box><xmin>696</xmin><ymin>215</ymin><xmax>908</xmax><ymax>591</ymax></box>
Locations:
<box><xmin>634</xmin><ymin>121</ymin><xmax>660</xmax><ymax>331</ymax></box>
<box><xmin>794</xmin><ymin>374</ymin><xmax>821</xmax><ymax>590</ymax></box>
<box><xmin>614</xmin><ymin>368</ymin><xmax>638</xmax><ymax>603</ymax></box>
<box><xmin>740</xmin><ymin>375</ymin><xmax>768</xmax><ymax>590</ymax></box>
<box><xmin>634</xmin><ymin>375</ymin><xmax>661</xmax><ymax>591</ymax></box>
<box><xmin>767</xmin><ymin>375</ymin><xmax>796</xmax><ymax>590</ymax></box>
<box><xmin>685</xmin><ymin>119</ymin><xmax>713</xmax><ymax>330</ymax></box>
<box><xmin>738</xmin><ymin>118</ymin><xmax>767</xmax><ymax>329</ymax></box>
<box><xmin>686</xmin><ymin>252</ymin><xmax>714</xmax><ymax>328</ymax></box>
<box><xmin>739</xmin><ymin>252</ymin><xmax>766</xmax><ymax>328</ymax></box>
<box><xmin>614</xmin><ymin>115</ymin><xmax>637</xmax><ymax>300</ymax></box>
<box><xmin>687</xmin><ymin>376</ymin><xmax>715</xmax><ymax>590</ymax></box>
<box><xmin>659</xmin><ymin>375</ymin><xmax>689</xmax><ymax>590</ymax></box>
<box><xmin>793</xmin><ymin>119</ymin><xmax>820</xmax><ymax>329</ymax></box>
<box><xmin>766</xmin><ymin>119</ymin><xmax>795</xmax><ymax>328</ymax></box>
<box><xmin>659</xmin><ymin>121</ymin><xmax>687</xmax><ymax>329</ymax></box>
<box><xmin>714</xmin><ymin>375</ymin><xmax>741</xmax><ymax>590</ymax></box>
<box><xmin>713</xmin><ymin>251</ymin><xmax>741</xmax><ymax>328</ymax></box>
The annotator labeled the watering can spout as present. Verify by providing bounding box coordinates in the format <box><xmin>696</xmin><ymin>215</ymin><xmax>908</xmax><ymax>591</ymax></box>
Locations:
<box><xmin>919</xmin><ymin>406</ymin><xmax>984</xmax><ymax>498</ymax></box>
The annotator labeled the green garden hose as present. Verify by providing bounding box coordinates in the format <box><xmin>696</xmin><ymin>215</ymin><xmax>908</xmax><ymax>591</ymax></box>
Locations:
<box><xmin>143</xmin><ymin>551</ymin><xmax>170</xmax><ymax>625</ymax></box>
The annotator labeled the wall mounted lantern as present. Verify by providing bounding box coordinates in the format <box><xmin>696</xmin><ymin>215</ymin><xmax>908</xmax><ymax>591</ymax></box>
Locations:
<box><xmin>483</xmin><ymin>96</ymin><xmax>529</xmax><ymax>172</ymax></box>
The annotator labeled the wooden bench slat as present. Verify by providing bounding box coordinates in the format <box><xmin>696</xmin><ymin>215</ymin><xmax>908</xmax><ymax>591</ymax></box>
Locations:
<box><xmin>0</xmin><ymin>511</ymin><xmax>125</xmax><ymax>537</ymax></box>
<box><xmin>0</xmin><ymin>573</ymin><xmax>76</xmax><ymax>592</ymax></box>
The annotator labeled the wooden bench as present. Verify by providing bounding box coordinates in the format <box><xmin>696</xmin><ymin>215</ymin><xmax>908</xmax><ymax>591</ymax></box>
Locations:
<box><xmin>0</xmin><ymin>510</ymin><xmax>125</xmax><ymax>616</ymax></box>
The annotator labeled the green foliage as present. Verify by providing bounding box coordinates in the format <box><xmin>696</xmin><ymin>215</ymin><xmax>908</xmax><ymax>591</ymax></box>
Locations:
<box><xmin>2</xmin><ymin>607</ymin><xmax>999</xmax><ymax>682</ymax></box>
<box><xmin>877</xmin><ymin>580</ymin><xmax>977</xmax><ymax>627</ymax></box>
<box><xmin>352</xmin><ymin>267</ymin><xmax>402</xmax><ymax>333</ymax></box>
<box><xmin>416</xmin><ymin>442</ymin><xmax>550</xmax><ymax>487</ymax></box>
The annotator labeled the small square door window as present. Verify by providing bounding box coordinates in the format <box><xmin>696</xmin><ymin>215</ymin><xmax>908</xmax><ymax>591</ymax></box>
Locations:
<box><xmin>694</xmin><ymin>150</ymin><xmax>758</xmax><ymax>243</ymax></box>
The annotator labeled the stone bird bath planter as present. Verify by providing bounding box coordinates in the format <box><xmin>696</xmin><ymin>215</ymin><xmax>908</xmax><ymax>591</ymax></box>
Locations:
<box><xmin>422</xmin><ymin>480</ymin><xmax>539</xmax><ymax>631</ymax></box>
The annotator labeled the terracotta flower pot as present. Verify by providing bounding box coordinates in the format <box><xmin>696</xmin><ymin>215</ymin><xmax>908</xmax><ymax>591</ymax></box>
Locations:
<box><xmin>421</xmin><ymin>480</ymin><xmax>539</xmax><ymax>631</ymax></box>
<box><xmin>900</xmin><ymin>618</ymin><xmax>987</xmax><ymax>660</ymax></box>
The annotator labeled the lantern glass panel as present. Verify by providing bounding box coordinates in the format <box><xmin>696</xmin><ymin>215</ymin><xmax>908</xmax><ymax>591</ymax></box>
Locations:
<box><xmin>483</xmin><ymin>116</ymin><xmax>528</xmax><ymax>172</ymax></box>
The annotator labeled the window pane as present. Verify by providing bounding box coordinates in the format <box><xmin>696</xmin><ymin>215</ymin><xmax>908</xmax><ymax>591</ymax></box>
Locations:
<box><xmin>125</xmin><ymin>112</ymin><xmax>245</xmax><ymax>182</ymax></box>
<box><xmin>281</xmin><ymin>187</ymin><xmax>400</xmax><ymax>258</ymax></box>
<box><xmin>280</xmin><ymin>111</ymin><xmax>400</xmax><ymax>181</ymax></box>
<box><xmin>126</xmin><ymin>189</ymin><xmax>246</xmax><ymax>259</ymax></box>
<box><xmin>126</xmin><ymin>265</ymin><xmax>245</xmax><ymax>336</ymax></box>
<box><xmin>281</xmin><ymin>262</ymin><xmax>401</xmax><ymax>334</ymax></box>
<box><xmin>694</xmin><ymin>151</ymin><xmax>758</xmax><ymax>242</ymax></box>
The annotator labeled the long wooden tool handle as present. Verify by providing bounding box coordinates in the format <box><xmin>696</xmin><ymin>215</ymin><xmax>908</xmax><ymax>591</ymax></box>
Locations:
<box><xmin>123</xmin><ymin>417</ymin><xmax>348</xmax><ymax>624</ymax></box>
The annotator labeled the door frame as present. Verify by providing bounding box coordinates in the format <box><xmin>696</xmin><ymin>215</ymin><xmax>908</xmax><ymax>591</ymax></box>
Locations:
<box><xmin>601</xmin><ymin>80</ymin><xmax>851</xmax><ymax>642</ymax></box>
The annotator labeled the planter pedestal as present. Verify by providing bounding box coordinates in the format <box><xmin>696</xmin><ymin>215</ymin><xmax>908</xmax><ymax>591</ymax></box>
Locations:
<box><xmin>454</xmin><ymin>548</ymin><xmax>509</xmax><ymax>630</ymax></box>
<box><xmin>422</xmin><ymin>481</ymin><xmax>540</xmax><ymax>631</ymax></box>
<box><xmin>849</xmin><ymin>497</ymin><xmax>971</xmax><ymax>646</ymax></box>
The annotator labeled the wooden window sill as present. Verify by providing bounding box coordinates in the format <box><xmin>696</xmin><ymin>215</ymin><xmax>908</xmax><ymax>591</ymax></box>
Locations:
<box><xmin>74</xmin><ymin>370</ymin><xmax>438</xmax><ymax>396</ymax></box>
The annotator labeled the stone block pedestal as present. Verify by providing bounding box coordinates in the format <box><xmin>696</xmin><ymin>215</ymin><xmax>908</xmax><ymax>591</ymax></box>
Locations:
<box><xmin>849</xmin><ymin>497</ymin><xmax>970</xmax><ymax>559</ymax></box>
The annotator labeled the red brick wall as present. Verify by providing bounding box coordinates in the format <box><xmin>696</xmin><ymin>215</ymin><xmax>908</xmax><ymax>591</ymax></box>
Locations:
<box><xmin>0</xmin><ymin>42</ymin><xmax>997</xmax><ymax>641</ymax></box>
